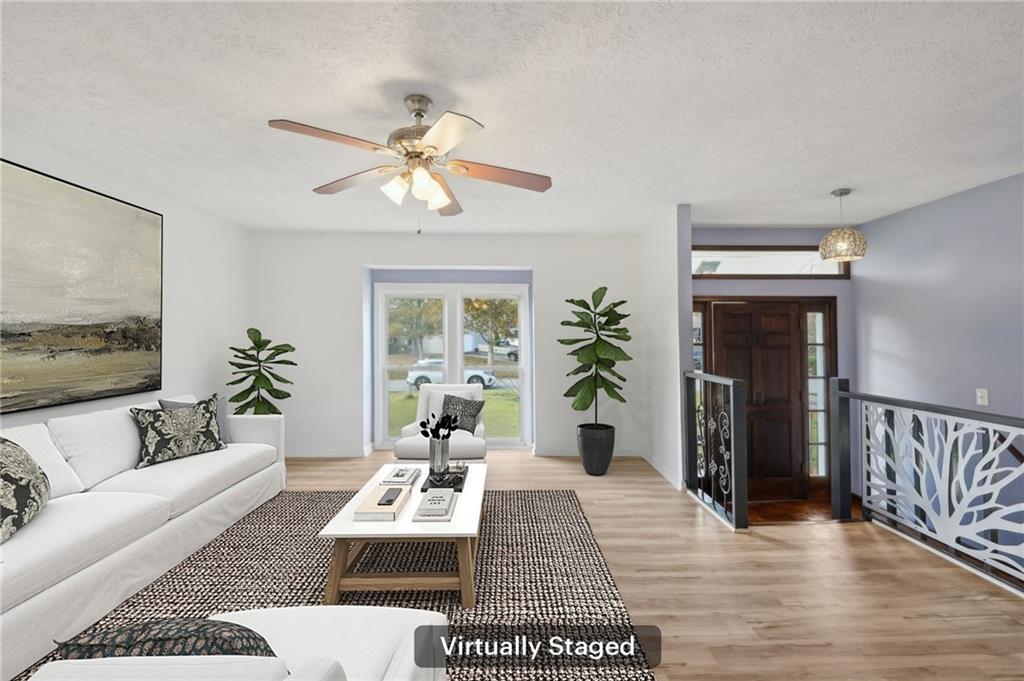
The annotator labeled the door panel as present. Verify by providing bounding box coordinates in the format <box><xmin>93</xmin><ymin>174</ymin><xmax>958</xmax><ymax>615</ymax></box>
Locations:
<box><xmin>756</xmin><ymin>420</ymin><xmax>792</xmax><ymax>477</ymax></box>
<box><xmin>760</xmin><ymin>347</ymin><xmax>791</xmax><ymax>403</ymax></box>
<box><xmin>712</xmin><ymin>302</ymin><xmax>805</xmax><ymax>500</ymax></box>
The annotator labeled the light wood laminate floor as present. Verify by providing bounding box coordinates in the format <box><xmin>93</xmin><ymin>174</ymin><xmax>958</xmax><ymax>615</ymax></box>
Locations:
<box><xmin>286</xmin><ymin>451</ymin><xmax>1024</xmax><ymax>681</ymax></box>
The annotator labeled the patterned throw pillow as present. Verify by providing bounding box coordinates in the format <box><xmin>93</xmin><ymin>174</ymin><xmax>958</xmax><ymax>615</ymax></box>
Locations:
<box><xmin>58</xmin><ymin>618</ymin><xmax>276</xmax><ymax>659</ymax></box>
<box><xmin>0</xmin><ymin>437</ymin><xmax>50</xmax><ymax>543</ymax></box>
<box><xmin>130</xmin><ymin>394</ymin><xmax>225</xmax><ymax>469</ymax></box>
<box><xmin>442</xmin><ymin>394</ymin><xmax>485</xmax><ymax>434</ymax></box>
<box><xmin>159</xmin><ymin>396</ymin><xmax>233</xmax><ymax>443</ymax></box>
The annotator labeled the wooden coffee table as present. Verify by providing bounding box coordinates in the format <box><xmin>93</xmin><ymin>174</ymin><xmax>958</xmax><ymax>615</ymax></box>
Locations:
<box><xmin>319</xmin><ymin>463</ymin><xmax>487</xmax><ymax>608</ymax></box>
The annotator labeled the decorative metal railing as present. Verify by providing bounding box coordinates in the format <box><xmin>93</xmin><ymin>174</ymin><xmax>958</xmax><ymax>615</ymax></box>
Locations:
<box><xmin>830</xmin><ymin>378</ymin><xmax>1024</xmax><ymax>589</ymax></box>
<box><xmin>683</xmin><ymin>371</ymin><xmax>748</xmax><ymax>529</ymax></box>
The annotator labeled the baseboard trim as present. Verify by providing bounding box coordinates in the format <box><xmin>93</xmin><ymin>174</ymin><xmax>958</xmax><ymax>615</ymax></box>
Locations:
<box><xmin>685</xmin><ymin>490</ymin><xmax>749</xmax><ymax>533</ymax></box>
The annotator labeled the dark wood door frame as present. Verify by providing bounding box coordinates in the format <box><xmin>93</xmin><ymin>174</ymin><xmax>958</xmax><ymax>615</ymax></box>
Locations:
<box><xmin>694</xmin><ymin>295</ymin><xmax>839</xmax><ymax>501</ymax></box>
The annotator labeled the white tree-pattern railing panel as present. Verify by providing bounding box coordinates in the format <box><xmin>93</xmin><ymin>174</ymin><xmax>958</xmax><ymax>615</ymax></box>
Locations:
<box><xmin>862</xmin><ymin>400</ymin><xmax>1024</xmax><ymax>583</ymax></box>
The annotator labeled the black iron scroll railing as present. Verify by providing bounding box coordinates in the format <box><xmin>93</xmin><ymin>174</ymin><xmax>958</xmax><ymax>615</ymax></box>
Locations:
<box><xmin>683</xmin><ymin>371</ymin><xmax>748</xmax><ymax>530</ymax></box>
<box><xmin>829</xmin><ymin>378</ymin><xmax>1024</xmax><ymax>591</ymax></box>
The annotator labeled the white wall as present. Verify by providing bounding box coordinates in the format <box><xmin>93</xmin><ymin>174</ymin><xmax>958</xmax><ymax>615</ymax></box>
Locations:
<box><xmin>248</xmin><ymin>231</ymin><xmax>655</xmax><ymax>459</ymax></box>
<box><xmin>634</xmin><ymin>206</ymin><xmax>689</xmax><ymax>489</ymax></box>
<box><xmin>1</xmin><ymin>132</ymin><xmax>251</xmax><ymax>428</ymax></box>
<box><xmin>854</xmin><ymin>174</ymin><xmax>1024</xmax><ymax>416</ymax></box>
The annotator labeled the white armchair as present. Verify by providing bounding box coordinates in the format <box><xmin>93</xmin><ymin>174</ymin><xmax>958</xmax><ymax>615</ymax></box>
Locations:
<box><xmin>393</xmin><ymin>383</ymin><xmax>487</xmax><ymax>460</ymax></box>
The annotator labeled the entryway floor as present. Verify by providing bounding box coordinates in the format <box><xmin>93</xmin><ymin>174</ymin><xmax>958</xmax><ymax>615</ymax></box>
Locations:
<box><xmin>749</xmin><ymin>497</ymin><xmax>864</xmax><ymax>525</ymax></box>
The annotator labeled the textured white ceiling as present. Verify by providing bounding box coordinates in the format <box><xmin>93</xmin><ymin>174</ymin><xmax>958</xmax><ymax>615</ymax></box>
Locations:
<box><xmin>2</xmin><ymin>2</ymin><xmax>1021</xmax><ymax>234</ymax></box>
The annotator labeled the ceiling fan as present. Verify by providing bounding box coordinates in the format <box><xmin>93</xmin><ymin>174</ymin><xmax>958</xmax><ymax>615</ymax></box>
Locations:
<box><xmin>268</xmin><ymin>94</ymin><xmax>552</xmax><ymax>216</ymax></box>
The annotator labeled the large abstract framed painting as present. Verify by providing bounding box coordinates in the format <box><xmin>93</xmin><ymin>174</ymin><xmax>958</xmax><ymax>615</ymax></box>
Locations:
<box><xmin>1</xmin><ymin>160</ymin><xmax>163</xmax><ymax>413</ymax></box>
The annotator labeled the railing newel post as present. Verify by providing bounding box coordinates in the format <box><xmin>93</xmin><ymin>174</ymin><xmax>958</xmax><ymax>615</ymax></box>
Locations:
<box><xmin>732</xmin><ymin>379</ymin><xmax>748</xmax><ymax>530</ymax></box>
<box><xmin>684</xmin><ymin>374</ymin><xmax>698</xmax><ymax>492</ymax></box>
<box><xmin>829</xmin><ymin>377</ymin><xmax>851</xmax><ymax>520</ymax></box>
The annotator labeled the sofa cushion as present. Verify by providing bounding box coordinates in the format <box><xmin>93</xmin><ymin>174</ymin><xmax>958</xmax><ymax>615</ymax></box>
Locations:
<box><xmin>131</xmin><ymin>395</ymin><xmax>225</xmax><ymax>469</ymax></box>
<box><xmin>1</xmin><ymin>491</ymin><xmax>170</xmax><ymax>612</ymax></box>
<box><xmin>213</xmin><ymin>606</ymin><xmax>446</xmax><ymax>681</ymax></box>
<box><xmin>0</xmin><ymin>437</ymin><xmax>50</xmax><ymax>543</ymax></box>
<box><xmin>59</xmin><ymin>618</ymin><xmax>276</xmax><ymax>660</ymax></box>
<box><xmin>394</xmin><ymin>428</ymin><xmax>486</xmax><ymax>460</ymax></box>
<box><xmin>47</xmin><ymin>407</ymin><xmax>146</xmax><ymax>488</ymax></box>
<box><xmin>425</xmin><ymin>389</ymin><xmax>474</xmax><ymax>422</ymax></box>
<box><xmin>29</xmin><ymin>656</ymin><xmax>289</xmax><ymax>681</ymax></box>
<box><xmin>415</xmin><ymin>383</ymin><xmax>484</xmax><ymax>423</ymax></box>
<box><xmin>90</xmin><ymin>444</ymin><xmax>276</xmax><ymax>518</ymax></box>
<box><xmin>0</xmin><ymin>424</ymin><xmax>84</xmax><ymax>498</ymax></box>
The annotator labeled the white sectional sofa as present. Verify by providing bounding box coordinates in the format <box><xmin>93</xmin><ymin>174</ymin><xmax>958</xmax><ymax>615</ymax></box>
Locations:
<box><xmin>0</xmin><ymin>395</ymin><xmax>286</xmax><ymax>681</ymax></box>
<box><xmin>27</xmin><ymin>606</ymin><xmax>448</xmax><ymax>681</ymax></box>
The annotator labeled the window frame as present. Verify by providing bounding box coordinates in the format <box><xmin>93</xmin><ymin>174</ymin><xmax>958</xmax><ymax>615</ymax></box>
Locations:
<box><xmin>692</xmin><ymin>301</ymin><xmax>707</xmax><ymax>372</ymax></box>
<box><xmin>373</xmin><ymin>282</ymin><xmax>533</xmax><ymax>450</ymax></box>
<box><xmin>691</xmin><ymin>245</ymin><xmax>851</xmax><ymax>280</ymax></box>
<box><xmin>803</xmin><ymin>304</ymin><xmax>830</xmax><ymax>480</ymax></box>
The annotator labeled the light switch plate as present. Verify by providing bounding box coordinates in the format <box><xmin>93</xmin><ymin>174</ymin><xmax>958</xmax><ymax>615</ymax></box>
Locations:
<box><xmin>975</xmin><ymin>388</ymin><xmax>989</xmax><ymax>407</ymax></box>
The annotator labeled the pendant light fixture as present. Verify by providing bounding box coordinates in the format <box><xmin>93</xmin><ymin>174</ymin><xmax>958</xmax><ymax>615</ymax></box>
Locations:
<box><xmin>819</xmin><ymin>188</ymin><xmax>867</xmax><ymax>262</ymax></box>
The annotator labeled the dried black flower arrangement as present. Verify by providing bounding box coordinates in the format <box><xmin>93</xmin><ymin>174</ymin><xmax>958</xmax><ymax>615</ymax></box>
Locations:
<box><xmin>419</xmin><ymin>412</ymin><xmax>459</xmax><ymax>440</ymax></box>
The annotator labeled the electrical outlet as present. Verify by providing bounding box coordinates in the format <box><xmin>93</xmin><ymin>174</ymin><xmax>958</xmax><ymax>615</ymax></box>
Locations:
<box><xmin>975</xmin><ymin>388</ymin><xmax>989</xmax><ymax>407</ymax></box>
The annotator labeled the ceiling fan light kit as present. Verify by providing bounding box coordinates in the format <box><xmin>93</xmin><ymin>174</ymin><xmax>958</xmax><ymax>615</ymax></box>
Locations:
<box><xmin>819</xmin><ymin>187</ymin><xmax>868</xmax><ymax>262</ymax></box>
<box><xmin>270</xmin><ymin>94</ymin><xmax>551</xmax><ymax>217</ymax></box>
<box><xmin>380</xmin><ymin>172</ymin><xmax>411</xmax><ymax>206</ymax></box>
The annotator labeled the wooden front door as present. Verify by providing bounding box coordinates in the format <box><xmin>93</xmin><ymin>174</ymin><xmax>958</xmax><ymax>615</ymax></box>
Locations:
<box><xmin>711</xmin><ymin>302</ymin><xmax>805</xmax><ymax>500</ymax></box>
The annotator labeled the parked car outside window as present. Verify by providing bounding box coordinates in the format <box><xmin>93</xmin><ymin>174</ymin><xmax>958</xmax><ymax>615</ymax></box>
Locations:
<box><xmin>405</xmin><ymin>359</ymin><xmax>496</xmax><ymax>389</ymax></box>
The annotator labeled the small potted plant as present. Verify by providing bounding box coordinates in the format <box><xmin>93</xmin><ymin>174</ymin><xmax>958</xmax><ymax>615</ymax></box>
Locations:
<box><xmin>558</xmin><ymin>287</ymin><xmax>632</xmax><ymax>476</ymax></box>
<box><xmin>419</xmin><ymin>412</ymin><xmax>459</xmax><ymax>481</ymax></box>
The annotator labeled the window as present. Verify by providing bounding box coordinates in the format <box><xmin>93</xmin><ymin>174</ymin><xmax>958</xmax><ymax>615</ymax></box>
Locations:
<box><xmin>461</xmin><ymin>295</ymin><xmax>523</xmax><ymax>439</ymax></box>
<box><xmin>382</xmin><ymin>294</ymin><xmax>446</xmax><ymax>439</ymax></box>
<box><xmin>692</xmin><ymin>304</ymin><xmax>706</xmax><ymax>371</ymax></box>
<box><xmin>692</xmin><ymin>246</ymin><xmax>849</xmax><ymax>279</ymax></box>
<box><xmin>374</xmin><ymin>283</ymin><xmax>531</xmax><ymax>447</ymax></box>
<box><xmin>806</xmin><ymin>310</ymin><xmax>828</xmax><ymax>476</ymax></box>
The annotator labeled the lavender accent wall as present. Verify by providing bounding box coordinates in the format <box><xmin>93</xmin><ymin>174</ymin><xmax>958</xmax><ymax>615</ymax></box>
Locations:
<box><xmin>853</xmin><ymin>174</ymin><xmax>1024</xmax><ymax>417</ymax></box>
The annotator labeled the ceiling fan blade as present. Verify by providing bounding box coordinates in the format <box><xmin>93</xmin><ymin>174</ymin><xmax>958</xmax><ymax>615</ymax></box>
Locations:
<box><xmin>269</xmin><ymin>119</ymin><xmax>400</xmax><ymax>157</ymax></box>
<box><xmin>313</xmin><ymin>166</ymin><xmax>401</xmax><ymax>195</ymax></box>
<box><xmin>419</xmin><ymin>112</ymin><xmax>483</xmax><ymax>156</ymax></box>
<box><xmin>446</xmin><ymin>160</ymin><xmax>551</xmax><ymax>192</ymax></box>
<box><xmin>432</xmin><ymin>173</ymin><xmax>463</xmax><ymax>216</ymax></box>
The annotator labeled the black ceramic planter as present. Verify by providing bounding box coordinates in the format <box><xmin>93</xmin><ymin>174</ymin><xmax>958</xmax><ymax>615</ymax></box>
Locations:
<box><xmin>577</xmin><ymin>423</ymin><xmax>615</xmax><ymax>476</ymax></box>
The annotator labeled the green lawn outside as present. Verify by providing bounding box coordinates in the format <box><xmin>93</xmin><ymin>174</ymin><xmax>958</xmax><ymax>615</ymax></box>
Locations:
<box><xmin>389</xmin><ymin>387</ymin><xmax>521</xmax><ymax>439</ymax></box>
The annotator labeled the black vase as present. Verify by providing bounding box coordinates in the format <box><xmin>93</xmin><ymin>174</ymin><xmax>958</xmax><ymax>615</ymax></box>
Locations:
<box><xmin>577</xmin><ymin>423</ymin><xmax>615</xmax><ymax>476</ymax></box>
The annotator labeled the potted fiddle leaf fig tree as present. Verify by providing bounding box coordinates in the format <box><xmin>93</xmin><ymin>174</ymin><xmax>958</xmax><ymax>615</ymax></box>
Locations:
<box><xmin>558</xmin><ymin>287</ymin><xmax>632</xmax><ymax>476</ymax></box>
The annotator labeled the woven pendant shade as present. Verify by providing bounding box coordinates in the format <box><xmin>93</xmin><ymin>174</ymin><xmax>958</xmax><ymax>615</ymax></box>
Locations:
<box><xmin>819</xmin><ymin>226</ymin><xmax>867</xmax><ymax>262</ymax></box>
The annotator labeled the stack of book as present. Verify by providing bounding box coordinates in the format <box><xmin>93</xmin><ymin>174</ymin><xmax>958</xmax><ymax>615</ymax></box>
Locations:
<box><xmin>353</xmin><ymin>485</ymin><xmax>411</xmax><ymax>521</ymax></box>
<box><xmin>381</xmin><ymin>467</ymin><xmax>421</xmax><ymax>487</ymax></box>
<box><xmin>413</xmin><ymin>487</ymin><xmax>458</xmax><ymax>522</ymax></box>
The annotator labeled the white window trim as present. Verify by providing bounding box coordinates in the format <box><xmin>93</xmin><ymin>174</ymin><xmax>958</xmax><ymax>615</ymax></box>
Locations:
<box><xmin>373</xmin><ymin>282</ymin><xmax>533</xmax><ymax>449</ymax></box>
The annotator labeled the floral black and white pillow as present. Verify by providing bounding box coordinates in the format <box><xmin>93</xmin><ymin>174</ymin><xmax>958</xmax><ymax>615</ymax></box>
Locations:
<box><xmin>131</xmin><ymin>394</ymin><xmax>225</xmax><ymax>469</ymax></box>
<box><xmin>442</xmin><ymin>394</ymin><xmax>485</xmax><ymax>434</ymax></box>
<box><xmin>1</xmin><ymin>437</ymin><xmax>50</xmax><ymax>543</ymax></box>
